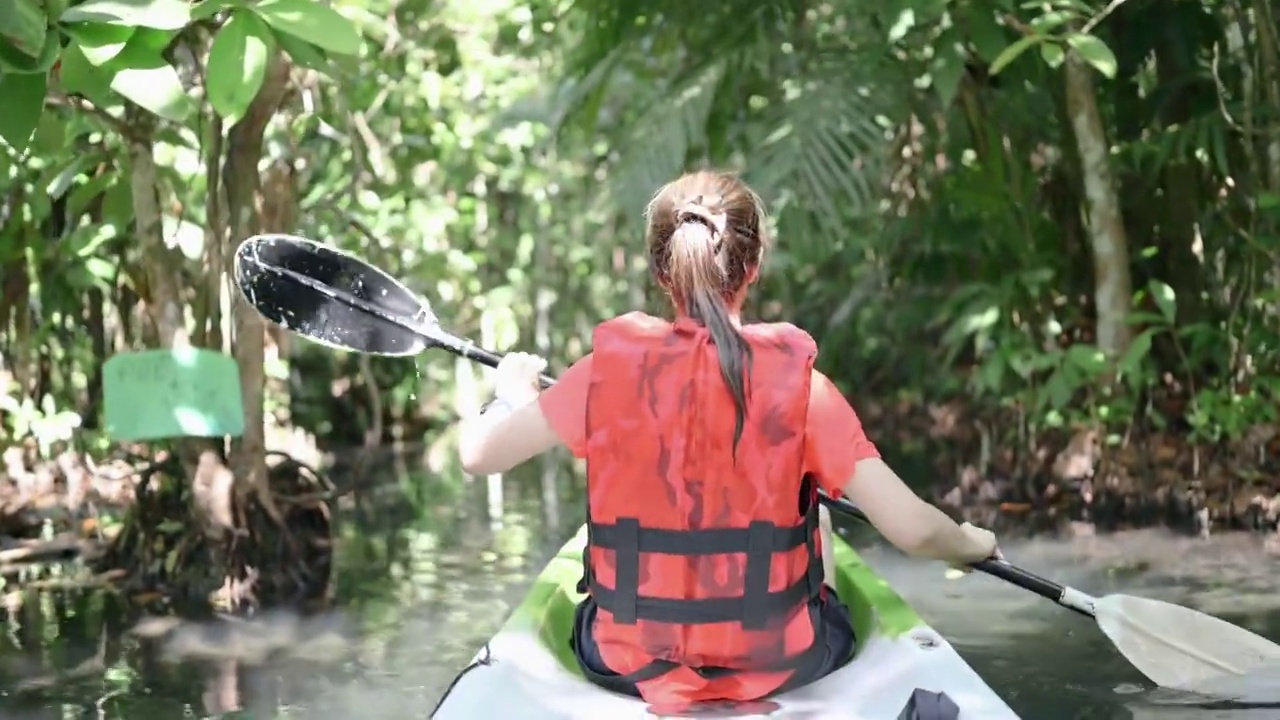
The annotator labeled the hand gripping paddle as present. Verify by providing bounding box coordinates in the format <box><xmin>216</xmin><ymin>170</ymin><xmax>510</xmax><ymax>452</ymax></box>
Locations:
<box><xmin>233</xmin><ymin>233</ymin><xmax>1280</xmax><ymax>697</ymax></box>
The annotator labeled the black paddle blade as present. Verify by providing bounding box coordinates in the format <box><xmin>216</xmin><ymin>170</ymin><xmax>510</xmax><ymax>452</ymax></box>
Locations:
<box><xmin>233</xmin><ymin>234</ymin><xmax>437</xmax><ymax>356</ymax></box>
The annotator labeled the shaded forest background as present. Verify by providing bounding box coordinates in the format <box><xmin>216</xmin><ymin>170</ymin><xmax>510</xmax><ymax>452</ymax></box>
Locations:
<box><xmin>2</xmin><ymin>0</ymin><xmax>1279</xmax><ymax>546</ymax></box>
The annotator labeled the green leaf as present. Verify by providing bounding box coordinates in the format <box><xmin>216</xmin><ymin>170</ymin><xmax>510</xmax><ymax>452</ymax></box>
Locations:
<box><xmin>125</xmin><ymin>26</ymin><xmax>177</xmax><ymax>53</ymax></box>
<box><xmin>102</xmin><ymin>173</ymin><xmax>134</xmax><ymax>226</ymax></box>
<box><xmin>932</xmin><ymin>57</ymin><xmax>964</xmax><ymax>107</ymax></box>
<box><xmin>1039</xmin><ymin>41</ymin><xmax>1064</xmax><ymax>68</ymax></box>
<box><xmin>0</xmin><ymin>71</ymin><xmax>47</xmax><ymax>151</ymax></box>
<box><xmin>1117</xmin><ymin>327</ymin><xmax>1156</xmax><ymax>387</ymax></box>
<box><xmin>58</xmin><ymin>41</ymin><xmax>116</xmax><ymax>107</ymax></box>
<box><xmin>1257</xmin><ymin>192</ymin><xmax>1280</xmax><ymax>210</ymax></box>
<box><xmin>108</xmin><ymin>43</ymin><xmax>192</xmax><ymax>121</ymax></box>
<box><xmin>85</xmin><ymin>256</ymin><xmax>116</xmax><ymax>280</ymax></box>
<box><xmin>1029</xmin><ymin>10</ymin><xmax>1074</xmax><ymax>33</ymax></box>
<box><xmin>990</xmin><ymin>34</ymin><xmax>1043</xmax><ymax>75</ymax></box>
<box><xmin>47</xmin><ymin>152</ymin><xmax>104</xmax><ymax>200</ymax></box>
<box><xmin>63</xmin><ymin>23</ymin><xmax>136</xmax><ymax>65</ymax></box>
<box><xmin>1054</xmin><ymin>0</ymin><xmax>1095</xmax><ymax>14</ymax></box>
<box><xmin>1045</xmin><ymin>368</ymin><xmax>1073</xmax><ymax>410</ymax></box>
<box><xmin>252</xmin><ymin>0</ymin><xmax>361</xmax><ymax>56</ymax></box>
<box><xmin>1148</xmin><ymin>279</ymin><xmax>1176</xmax><ymax>324</ymax></box>
<box><xmin>272</xmin><ymin>26</ymin><xmax>329</xmax><ymax>72</ymax></box>
<box><xmin>967</xmin><ymin>12</ymin><xmax>1008</xmax><ymax>64</ymax></box>
<box><xmin>191</xmin><ymin>0</ymin><xmax>241</xmax><ymax>22</ymax></box>
<box><xmin>0</xmin><ymin>0</ymin><xmax>49</xmax><ymax>58</ymax></box>
<box><xmin>30</xmin><ymin>111</ymin><xmax>65</xmax><ymax>153</ymax></box>
<box><xmin>67</xmin><ymin>171</ymin><xmax>115</xmax><ymax>219</ymax></box>
<box><xmin>60</xmin><ymin>0</ymin><xmax>191</xmax><ymax>30</ymax></box>
<box><xmin>156</xmin><ymin>519</ymin><xmax>184</xmax><ymax>534</ymax></box>
<box><xmin>930</xmin><ymin>28</ymin><xmax>965</xmax><ymax>106</ymax></box>
<box><xmin>206</xmin><ymin>9</ymin><xmax>271</xmax><ymax>122</ymax></box>
<box><xmin>886</xmin><ymin>8</ymin><xmax>915</xmax><ymax>44</ymax></box>
<box><xmin>1066</xmin><ymin>32</ymin><xmax>1117</xmax><ymax>79</ymax></box>
<box><xmin>112</xmin><ymin>65</ymin><xmax>190</xmax><ymax>120</ymax></box>
<box><xmin>0</xmin><ymin>26</ymin><xmax>62</xmax><ymax>73</ymax></box>
<box><xmin>1066</xmin><ymin>343</ymin><xmax>1107</xmax><ymax>375</ymax></box>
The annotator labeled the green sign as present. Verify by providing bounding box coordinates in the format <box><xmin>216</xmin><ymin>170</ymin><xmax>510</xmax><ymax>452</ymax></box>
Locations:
<box><xmin>103</xmin><ymin>348</ymin><xmax>245</xmax><ymax>441</ymax></box>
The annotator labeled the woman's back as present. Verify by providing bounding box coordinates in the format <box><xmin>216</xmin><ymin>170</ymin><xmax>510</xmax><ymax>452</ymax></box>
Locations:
<box><xmin>583</xmin><ymin>311</ymin><xmax>820</xmax><ymax>670</ymax></box>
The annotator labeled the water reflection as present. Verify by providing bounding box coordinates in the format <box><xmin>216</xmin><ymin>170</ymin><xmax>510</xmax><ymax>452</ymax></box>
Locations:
<box><xmin>0</xmin><ymin>451</ymin><xmax>1278</xmax><ymax>719</ymax></box>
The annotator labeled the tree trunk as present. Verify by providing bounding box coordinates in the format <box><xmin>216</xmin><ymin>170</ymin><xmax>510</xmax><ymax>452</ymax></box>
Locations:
<box><xmin>223</xmin><ymin>56</ymin><xmax>291</xmax><ymax>521</ymax></box>
<box><xmin>83</xmin><ymin>288</ymin><xmax>106</xmax><ymax>429</ymax></box>
<box><xmin>126</xmin><ymin>108</ymin><xmax>188</xmax><ymax>348</ymax></box>
<box><xmin>204</xmin><ymin>115</ymin><xmax>226</xmax><ymax>352</ymax></box>
<box><xmin>1254</xmin><ymin>0</ymin><xmax>1280</xmax><ymax>193</ymax></box>
<box><xmin>1063</xmin><ymin>53</ymin><xmax>1133</xmax><ymax>361</ymax></box>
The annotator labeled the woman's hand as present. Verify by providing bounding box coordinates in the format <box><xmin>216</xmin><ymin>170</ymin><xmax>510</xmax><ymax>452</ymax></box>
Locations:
<box><xmin>947</xmin><ymin>522</ymin><xmax>1001</xmax><ymax>572</ymax></box>
<box><xmin>494</xmin><ymin>352</ymin><xmax>547</xmax><ymax>406</ymax></box>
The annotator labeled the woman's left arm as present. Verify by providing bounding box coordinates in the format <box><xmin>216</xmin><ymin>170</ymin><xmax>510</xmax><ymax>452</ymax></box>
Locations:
<box><xmin>458</xmin><ymin>398</ymin><xmax>561</xmax><ymax>475</ymax></box>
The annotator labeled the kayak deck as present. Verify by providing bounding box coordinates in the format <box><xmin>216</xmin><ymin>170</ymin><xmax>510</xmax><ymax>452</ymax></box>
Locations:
<box><xmin>433</xmin><ymin>527</ymin><xmax>1019</xmax><ymax>718</ymax></box>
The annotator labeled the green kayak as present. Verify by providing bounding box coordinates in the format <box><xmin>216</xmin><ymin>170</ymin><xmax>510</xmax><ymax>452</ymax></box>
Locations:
<box><xmin>433</xmin><ymin>526</ymin><xmax>1020</xmax><ymax>718</ymax></box>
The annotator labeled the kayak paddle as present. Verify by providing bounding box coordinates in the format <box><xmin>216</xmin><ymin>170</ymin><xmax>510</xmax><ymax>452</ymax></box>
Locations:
<box><xmin>232</xmin><ymin>234</ymin><xmax>554</xmax><ymax>386</ymax></box>
<box><xmin>233</xmin><ymin>233</ymin><xmax>1280</xmax><ymax>693</ymax></box>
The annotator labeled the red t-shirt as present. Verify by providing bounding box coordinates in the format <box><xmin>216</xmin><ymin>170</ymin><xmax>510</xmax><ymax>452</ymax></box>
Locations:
<box><xmin>536</xmin><ymin>353</ymin><xmax>880</xmax><ymax>495</ymax></box>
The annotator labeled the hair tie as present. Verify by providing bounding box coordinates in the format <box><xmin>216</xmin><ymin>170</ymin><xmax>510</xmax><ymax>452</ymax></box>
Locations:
<box><xmin>675</xmin><ymin>201</ymin><xmax>727</xmax><ymax>252</ymax></box>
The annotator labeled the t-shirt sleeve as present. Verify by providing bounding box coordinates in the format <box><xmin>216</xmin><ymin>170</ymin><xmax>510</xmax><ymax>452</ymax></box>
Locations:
<box><xmin>805</xmin><ymin>370</ymin><xmax>881</xmax><ymax>497</ymax></box>
<box><xmin>536</xmin><ymin>353</ymin><xmax>592</xmax><ymax>458</ymax></box>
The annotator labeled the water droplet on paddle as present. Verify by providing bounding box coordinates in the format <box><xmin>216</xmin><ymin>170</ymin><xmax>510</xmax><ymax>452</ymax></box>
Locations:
<box><xmin>408</xmin><ymin>355</ymin><xmax>423</xmax><ymax>401</ymax></box>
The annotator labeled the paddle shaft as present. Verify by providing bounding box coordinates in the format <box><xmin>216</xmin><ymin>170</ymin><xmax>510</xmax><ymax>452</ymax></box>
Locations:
<box><xmin>275</xmin><ymin>259</ymin><xmax>1098</xmax><ymax>619</ymax></box>
<box><xmin>258</xmin><ymin>261</ymin><xmax>555</xmax><ymax>387</ymax></box>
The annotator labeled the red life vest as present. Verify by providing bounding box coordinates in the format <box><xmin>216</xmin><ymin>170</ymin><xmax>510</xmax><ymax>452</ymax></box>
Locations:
<box><xmin>577</xmin><ymin>311</ymin><xmax>827</xmax><ymax>706</ymax></box>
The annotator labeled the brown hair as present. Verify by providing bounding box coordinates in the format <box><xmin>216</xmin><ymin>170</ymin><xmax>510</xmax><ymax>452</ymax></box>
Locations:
<box><xmin>645</xmin><ymin>170</ymin><xmax>769</xmax><ymax>451</ymax></box>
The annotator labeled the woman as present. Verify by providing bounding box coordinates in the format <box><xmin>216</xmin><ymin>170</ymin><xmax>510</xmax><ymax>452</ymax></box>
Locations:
<box><xmin>458</xmin><ymin>170</ymin><xmax>999</xmax><ymax>707</ymax></box>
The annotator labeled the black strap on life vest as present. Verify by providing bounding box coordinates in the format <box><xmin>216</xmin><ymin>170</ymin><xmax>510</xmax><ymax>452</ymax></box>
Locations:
<box><xmin>579</xmin><ymin>485</ymin><xmax>824</xmax><ymax>631</ymax></box>
<box><xmin>570</xmin><ymin>591</ymin><xmax>832</xmax><ymax>699</ymax></box>
<box><xmin>572</xmin><ymin>478</ymin><xmax>830</xmax><ymax>696</ymax></box>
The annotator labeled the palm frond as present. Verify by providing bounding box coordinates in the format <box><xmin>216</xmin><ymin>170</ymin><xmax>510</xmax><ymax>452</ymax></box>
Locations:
<box><xmin>550</xmin><ymin>0</ymin><xmax>908</xmax><ymax>243</ymax></box>
<box><xmin>604</xmin><ymin>63</ymin><xmax>725</xmax><ymax>216</ymax></box>
<box><xmin>748</xmin><ymin>86</ymin><xmax>890</xmax><ymax>235</ymax></box>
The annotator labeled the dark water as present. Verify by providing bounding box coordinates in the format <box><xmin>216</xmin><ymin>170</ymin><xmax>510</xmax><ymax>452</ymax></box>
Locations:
<box><xmin>2</xmin><ymin>456</ymin><xmax>1279</xmax><ymax>719</ymax></box>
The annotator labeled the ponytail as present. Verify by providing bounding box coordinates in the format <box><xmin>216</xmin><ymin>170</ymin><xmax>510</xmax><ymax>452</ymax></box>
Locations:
<box><xmin>667</xmin><ymin>207</ymin><xmax>754</xmax><ymax>452</ymax></box>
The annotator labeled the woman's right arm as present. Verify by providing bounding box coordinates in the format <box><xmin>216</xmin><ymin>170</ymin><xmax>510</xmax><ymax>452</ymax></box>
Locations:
<box><xmin>806</xmin><ymin>369</ymin><xmax>995</xmax><ymax>565</ymax></box>
<box><xmin>839</xmin><ymin>457</ymin><xmax>996</xmax><ymax>565</ymax></box>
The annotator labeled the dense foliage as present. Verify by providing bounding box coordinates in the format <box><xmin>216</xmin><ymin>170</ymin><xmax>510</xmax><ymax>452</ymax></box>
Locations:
<box><xmin>2</xmin><ymin>0</ymin><xmax>1278</xmax><ymax>493</ymax></box>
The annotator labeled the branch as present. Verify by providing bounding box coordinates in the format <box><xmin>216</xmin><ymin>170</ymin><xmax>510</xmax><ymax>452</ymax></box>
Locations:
<box><xmin>46</xmin><ymin>92</ymin><xmax>136</xmax><ymax>141</ymax></box>
<box><xmin>1002</xmin><ymin>0</ymin><xmax>1131</xmax><ymax>39</ymax></box>
<box><xmin>1081</xmin><ymin>0</ymin><xmax>1131</xmax><ymax>35</ymax></box>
